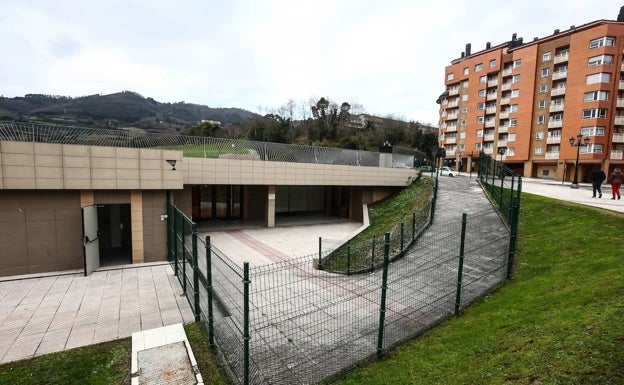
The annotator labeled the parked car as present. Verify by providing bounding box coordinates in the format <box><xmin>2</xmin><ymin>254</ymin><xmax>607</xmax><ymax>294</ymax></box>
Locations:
<box><xmin>438</xmin><ymin>166</ymin><xmax>459</xmax><ymax>177</ymax></box>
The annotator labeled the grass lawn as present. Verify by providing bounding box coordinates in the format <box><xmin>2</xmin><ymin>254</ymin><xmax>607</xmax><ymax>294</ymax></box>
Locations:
<box><xmin>1</xmin><ymin>192</ymin><xmax>622</xmax><ymax>384</ymax></box>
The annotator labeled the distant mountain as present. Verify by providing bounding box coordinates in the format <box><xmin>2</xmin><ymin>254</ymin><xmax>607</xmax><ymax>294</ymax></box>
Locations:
<box><xmin>0</xmin><ymin>91</ymin><xmax>259</xmax><ymax>132</ymax></box>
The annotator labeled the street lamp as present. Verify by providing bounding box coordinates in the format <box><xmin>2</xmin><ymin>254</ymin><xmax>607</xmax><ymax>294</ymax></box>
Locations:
<box><xmin>569</xmin><ymin>133</ymin><xmax>590</xmax><ymax>189</ymax></box>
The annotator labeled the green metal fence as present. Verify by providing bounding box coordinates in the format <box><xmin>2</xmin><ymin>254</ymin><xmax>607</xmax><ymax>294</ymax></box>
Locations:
<box><xmin>167</xmin><ymin>200</ymin><xmax>510</xmax><ymax>385</ymax></box>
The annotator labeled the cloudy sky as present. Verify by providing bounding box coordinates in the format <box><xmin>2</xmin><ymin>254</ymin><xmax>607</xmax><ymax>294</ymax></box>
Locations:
<box><xmin>1</xmin><ymin>0</ymin><xmax>620</xmax><ymax>125</ymax></box>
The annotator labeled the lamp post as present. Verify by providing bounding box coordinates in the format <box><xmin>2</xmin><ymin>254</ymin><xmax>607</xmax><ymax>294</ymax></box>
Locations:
<box><xmin>569</xmin><ymin>133</ymin><xmax>590</xmax><ymax>189</ymax></box>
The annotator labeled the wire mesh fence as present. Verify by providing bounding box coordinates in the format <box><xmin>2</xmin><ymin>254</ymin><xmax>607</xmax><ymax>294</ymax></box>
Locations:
<box><xmin>477</xmin><ymin>151</ymin><xmax>522</xmax><ymax>225</ymax></box>
<box><xmin>167</xmin><ymin>200</ymin><xmax>513</xmax><ymax>385</ymax></box>
<box><xmin>0</xmin><ymin>121</ymin><xmax>413</xmax><ymax>168</ymax></box>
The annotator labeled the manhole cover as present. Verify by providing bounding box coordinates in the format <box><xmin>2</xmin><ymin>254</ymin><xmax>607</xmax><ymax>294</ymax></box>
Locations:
<box><xmin>137</xmin><ymin>341</ymin><xmax>196</xmax><ymax>385</ymax></box>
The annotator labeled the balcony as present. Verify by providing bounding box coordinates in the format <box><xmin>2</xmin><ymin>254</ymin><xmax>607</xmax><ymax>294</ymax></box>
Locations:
<box><xmin>502</xmin><ymin>68</ymin><xmax>512</xmax><ymax>77</ymax></box>
<box><xmin>500</xmin><ymin>97</ymin><xmax>511</xmax><ymax>105</ymax></box>
<box><xmin>618</xmin><ymin>99</ymin><xmax>624</xmax><ymax>108</ymax></box>
<box><xmin>446</xmin><ymin>137</ymin><xmax>457</xmax><ymax>144</ymax></box>
<box><xmin>487</xmin><ymin>79</ymin><xmax>499</xmax><ymax>87</ymax></box>
<box><xmin>483</xmin><ymin>148</ymin><xmax>494</xmax><ymax>155</ymax></box>
<box><xmin>449</xmin><ymin>87</ymin><xmax>460</xmax><ymax>95</ymax></box>
<box><xmin>551</xmin><ymin>87</ymin><xmax>566</xmax><ymax>96</ymax></box>
<box><xmin>499</xmin><ymin>111</ymin><xmax>509</xmax><ymax>119</ymax></box>
<box><xmin>446</xmin><ymin>112</ymin><xmax>459</xmax><ymax>120</ymax></box>
<box><xmin>554</xmin><ymin>53</ymin><xmax>569</xmax><ymax>64</ymax></box>
<box><xmin>446</xmin><ymin>149</ymin><xmax>456</xmax><ymax>157</ymax></box>
<box><xmin>484</xmin><ymin>134</ymin><xmax>495</xmax><ymax>141</ymax></box>
<box><xmin>620</xmin><ymin>81</ymin><xmax>624</xmax><ymax>90</ymax></box>
<box><xmin>546</xmin><ymin>136</ymin><xmax>561</xmax><ymax>144</ymax></box>
<box><xmin>549</xmin><ymin>103</ymin><xmax>565</xmax><ymax>112</ymax></box>
<box><xmin>501</xmin><ymin>82</ymin><xmax>512</xmax><ymax>91</ymax></box>
<box><xmin>486</xmin><ymin>106</ymin><xmax>497</xmax><ymax>114</ymax></box>
<box><xmin>552</xmin><ymin>70</ymin><xmax>568</xmax><ymax>80</ymax></box>
<box><xmin>498</xmin><ymin>126</ymin><xmax>509</xmax><ymax>133</ymax></box>
<box><xmin>616</xmin><ymin>116</ymin><xmax>624</xmax><ymax>125</ymax></box>
<box><xmin>487</xmin><ymin>93</ymin><xmax>498</xmax><ymax>101</ymax></box>
<box><xmin>548</xmin><ymin>120</ymin><xmax>563</xmax><ymax>128</ymax></box>
<box><xmin>545</xmin><ymin>151</ymin><xmax>560</xmax><ymax>160</ymax></box>
<box><xmin>611</xmin><ymin>150</ymin><xmax>623</xmax><ymax>160</ymax></box>
<box><xmin>498</xmin><ymin>139</ymin><xmax>507</xmax><ymax>147</ymax></box>
<box><xmin>485</xmin><ymin>120</ymin><xmax>496</xmax><ymax>128</ymax></box>
<box><xmin>613</xmin><ymin>133</ymin><xmax>624</xmax><ymax>142</ymax></box>
<box><xmin>621</xmin><ymin>63</ymin><xmax>624</xmax><ymax>72</ymax></box>
<box><xmin>446</xmin><ymin>125</ymin><xmax>457</xmax><ymax>132</ymax></box>
<box><xmin>447</xmin><ymin>101</ymin><xmax>459</xmax><ymax>108</ymax></box>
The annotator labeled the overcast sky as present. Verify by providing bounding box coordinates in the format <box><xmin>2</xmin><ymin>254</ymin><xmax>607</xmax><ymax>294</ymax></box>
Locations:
<box><xmin>1</xmin><ymin>1</ymin><xmax>620</xmax><ymax>125</ymax></box>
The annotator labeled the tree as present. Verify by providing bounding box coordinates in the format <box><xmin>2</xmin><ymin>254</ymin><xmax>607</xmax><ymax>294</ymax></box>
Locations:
<box><xmin>310</xmin><ymin>97</ymin><xmax>351</xmax><ymax>141</ymax></box>
<box><xmin>417</xmin><ymin>132</ymin><xmax>440</xmax><ymax>164</ymax></box>
<box><xmin>188</xmin><ymin>121</ymin><xmax>218</xmax><ymax>137</ymax></box>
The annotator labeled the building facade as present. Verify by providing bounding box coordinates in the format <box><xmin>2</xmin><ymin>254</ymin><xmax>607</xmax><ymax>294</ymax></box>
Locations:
<box><xmin>438</xmin><ymin>12</ymin><xmax>624</xmax><ymax>181</ymax></box>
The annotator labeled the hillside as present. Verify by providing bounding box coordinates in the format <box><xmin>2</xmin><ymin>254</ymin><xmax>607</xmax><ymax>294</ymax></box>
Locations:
<box><xmin>0</xmin><ymin>91</ymin><xmax>258</xmax><ymax>132</ymax></box>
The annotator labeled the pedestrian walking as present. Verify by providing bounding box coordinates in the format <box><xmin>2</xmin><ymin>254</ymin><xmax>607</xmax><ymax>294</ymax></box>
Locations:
<box><xmin>607</xmin><ymin>168</ymin><xmax>624</xmax><ymax>200</ymax></box>
<box><xmin>590</xmin><ymin>166</ymin><xmax>606</xmax><ymax>198</ymax></box>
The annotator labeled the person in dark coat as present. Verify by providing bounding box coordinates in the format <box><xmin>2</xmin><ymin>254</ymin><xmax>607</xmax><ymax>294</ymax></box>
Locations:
<box><xmin>590</xmin><ymin>166</ymin><xmax>606</xmax><ymax>198</ymax></box>
<box><xmin>607</xmin><ymin>168</ymin><xmax>624</xmax><ymax>200</ymax></box>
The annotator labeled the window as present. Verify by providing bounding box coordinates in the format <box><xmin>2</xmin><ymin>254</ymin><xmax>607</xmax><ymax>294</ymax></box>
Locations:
<box><xmin>477</xmin><ymin>129</ymin><xmax>483</xmax><ymax>137</ymax></box>
<box><xmin>513</xmin><ymin>59</ymin><xmax>521</xmax><ymax>68</ymax></box>
<box><xmin>490</xmin><ymin>59</ymin><xmax>496</xmax><ymax>68</ymax></box>
<box><xmin>535</xmin><ymin>146</ymin><xmax>543</xmax><ymax>155</ymax></box>
<box><xmin>511</xmin><ymin>89</ymin><xmax>520</xmax><ymax>97</ymax></box>
<box><xmin>536</xmin><ymin>131</ymin><xmax>544</xmax><ymax>140</ymax></box>
<box><xmin>462</xmin><ymin>94</ymin><xmax>468</xmax><ymax>101</ymax></box>
<box><xmin>510</xmin><ymin>118</ymin><xmax>517</xmax><ymax>127</ymax></box>
<box><xmin>447</xmin><ymin>73</ymin><xmax>454</xmax><ymax>80</ymax></box>
<box><xmin>537</xmin><ymin>115</ymin><xmax>545</xmax><ymax>124</ymax></box>
<box><xmin>462</xmin><ymin>80</ymin><xmax>469</xmax><ymax>88</ymax></box>
<box><xmin>539</xmin><ymin>84</ymin><xmax>548</xmax><ymax>93</ymax></box>
<box><xmin>477</xmin><ymin>102</ymin><xmax>485</xmax><ymax>110</ymax></box>
<box><xmin>460</xmin><ymin>132</ymin><xmax>466</xmax><ymax>139</ymax></box>
<box><xmin>584</xmin><ymin>90</ymin><xmax>609</xmax><ymax>101</ymax></box>
<box><xmin>582</xmin><ymin>108</ymin><xmax>607</xmax><ymax>119</ymax></box>
<box><xmin>475</xmin><ymin>63</ymin><xmax>483</xmax><ymax>72</ymax></box>
<box><xmin>588</xmin><ymin>54</ymin><xmax>614</xmax><ymax>67</ymax></box>
<box><xmin>581</xmin><ymin>126</ymin><xmax>606</xmax><ymax>136</ymax></box>
<box><xmin>541</xmin><ymin>68</ymin><xmax>550</xmax><ymax>77</ymax></box>
<box><xmin>586</xmin><ymin>73</ymin><xmax>612</xmax><ymax>84</ymax></box>
<box><xmin>580</xmin><ymin>143</ymin><xmax>603</xmax><ymax>154</ymax></box>
<box><xmin>512</xmin><ymin>74</ymin><xmax>521</xmax><ymax>83</ymax></box>
<box><xmin>507</xmin><ymin>147</ymin><xmax>515</xmax><ymax>156</ymax></box>
<box><xmin>479</xmin><ymin>75</ymin><xmax>487</xmax><ymax>83</ymax></box>
<box><xmin>477</xmin><ymin>116</ymin><xmax>484</xmax><ymax>123</ymax></box>
<box><xmin>459</xmin><ymin>144</ymin><xmax>465</xmax><ymax>151</ymax></box>
<box><xmin>538</xmin><ymin>100</ymin><xmax>546</xmax><ymax>109</ymax></box>
<box><xmin>543</xmin><ymin>52</ymin><xmax>551</xmax><ymax>61</ymax></box>
<box><xmin>551</xmin><ymin>113</ymin><xmax>563</xmax><ymax>121</ymax></box>
<box><xmin>508</xmin><ymin>133</ymin><xmax>516</xmax><ymax>141</ymax></box>
<box><xmin>589</xmin><ymin>36</ymin><xmax>615</xmax><ymax>49</ymax></box>
<box><xmin>463</xmin><ymin>67</ymin><xmax>469</xmax><ymax>75</ymax></box>
<box><xmin>510</xmin><ymin>104</ymin><xmax>519</xmax><ymax>112</ymax></box>
<box><xmin>478</xmin><ymin>89</ymin><xmax>486</xmax><ymax>97</ymax></box>
<box><xmin>461</xmin><ymin>106</ymin><xmax>468</xmax><ymax>113</ymax></box>
<box><xmin>476</xmin><ymin>142</ymin><xmax>483</xmax><ymax>150</ymax></box>
<box><xmin>460</xmin><ymin>119</ymin><xmax>466</xmax><ymax>126</ymax></box>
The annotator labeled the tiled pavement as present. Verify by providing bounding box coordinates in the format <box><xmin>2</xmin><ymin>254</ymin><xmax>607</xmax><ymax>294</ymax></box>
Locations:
<box><xmin>0</xmin><ymin>263</ymin><xmax>194</xmax><ymax>364</ymax></box>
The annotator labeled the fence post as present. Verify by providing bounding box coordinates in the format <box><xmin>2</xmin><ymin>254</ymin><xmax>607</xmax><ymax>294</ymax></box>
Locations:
<box><xmin>371</xmin><ymin>236</ymin><xmax>376</xmax><ymax>272</ymax></box>
<box><xmin>205</xmin><ymin>236</ymin><xmax>215</xmax><ymax>347</ymax></box>
<box><xmin>412</xmin><ymin>212</ymin><xmax>416</xmax><ymax>240</ymax></box>
<box><xmin>400</xmin><ymin>223</ymin><xmax>404</xmax><ymax>252</ymax></box>
<box><xmin>430</xmin><ymin>178</ymin><xmax>438</xmax><ymax>222</ymax></box>
<box><xmin>318</xmin><ymin>237</ymin><xmax>322</xmax><ymax>269</ymax></box>
<box><xmin>508</xmin><ymin>175</ymin><xmax>516</xmax><ymax>223</ymax></box>
<box><xmin>243</xmin><ymin>262</ymin><xmax>250</xmax><ymax>385</ymax></box>
<box><xmin>192</xmin><ymin>223</ymin><xmax>200</xmax><ymax>322</ymax></box>
<box><xmin>182</xmin><ymin>220</ymin><xmax>187</xmax><ymax>294</ymax></box>
<box><xmin>173</xmin><ymin>209</ymin><xmax>178</xmax><ymax>276</ymax></box>
<box><xmin>454</xmin><ymin>213</ymin><xmax>468</xmax><ymax>316</ymax></box>
<box><xmin>376</xmin><ymin>232</ymin><xmax>390</xmax><ymax>359</ymax></box>
<box><xmin>506</xmin><ymin>196</ymin><xmax>519</xmax><ymax>280</ymax></box>
<box><xmin>499</xmin><ymin>172</ymin><xmax>505</xmax><ymax>207</ymax></box>
<box><xmin>347</xmin><ymin>240</ymin><xmax>351</xmax><ymax>275</ymax></box>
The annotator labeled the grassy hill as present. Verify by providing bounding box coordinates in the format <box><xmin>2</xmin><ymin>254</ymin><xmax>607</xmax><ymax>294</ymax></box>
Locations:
<box><xmin>0</xmin><ymin>91</ymin><xmax>258</xmax><ymax>132</ymax></box>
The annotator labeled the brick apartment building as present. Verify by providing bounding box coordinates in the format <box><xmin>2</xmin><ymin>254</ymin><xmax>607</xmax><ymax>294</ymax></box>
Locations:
<box><xmin>437</xmin><ymin>7</ymin><xmax>624</xmax><ymax>182</ymax></box>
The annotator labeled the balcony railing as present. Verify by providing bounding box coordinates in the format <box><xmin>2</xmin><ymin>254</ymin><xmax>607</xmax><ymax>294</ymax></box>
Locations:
<box><xmin>445</xmin><ymin>137</ymin><xmax>457</xmax><ymax>144</ymax></box>
<box><xmin>485</xmin><ymin>121</ymin><xmax>496</xmax><ymax>128</ymax></box>
<box><xmin>487</xmin><ymin>79</ymin><xmax>499</xmax><ymax>87</ymax></box>
<box><xmin>483</xmin><ymin>148</ymin><xmax>494</xmax><ymax>155</ymax></box>
<box><xmin>498</xmin><ymin>126</ymin><xmax>509</xmax><ymax>133</ymax></box>
<box><xmin>620</xmin><ymin>81</ymin><xmax>624</xmax><ymax>90</ymax></box>
<box><xmin>501</xmin><ymin>82</ymin><xmax>512</xmax><ymax>91</ymax></box>
<box><xmin>486</xmin><ymin>106</ymin><xmax>497</xmax><ymax>114</ymax></box>
<box><xmin>612</xmin><ymin>133</ymin><xmax>624</xmax><ymax>142</ymax></box>
<box><xmin>549</xmin><ymin>103</ymin><xmax>565</xmax><ymax>112</ymax></box>
<box><xmin>448</xmin><ymin>87</ymin><xmax>460</xmax><ymax>95</ymax></box>
<box><xmin>554</xmin><ymin>53</ymin><xmax>569</xmax><ymax>64</ymax></box>
<box><xmin>446</xmin><ymin>125</ymin><xmax>457</xmax><ymax>132</ymax></box>
<box><xmin>497</xmin><ymin>139</ymin><xmax>507</xmax><ymax>147</ymax></box>
<box><xmin>551</xmin><ymin>87</ymin><xmax>566</xmax><ymax>96</ymax></box>
<box><xmin>545</xmin><ymin>151</ymin><xmax>560</xmax><ymax>159</ymax></box>
<box><xmin>548</xmin><ymin>120</ymin><xmax>563</xmax><ymax>128</ymax></box>
<box><xmin>618</xmin><ymin>99</ymin><xmax>624</xmax><ymax>108</ymax></box>
<box><xmin>486</xmin><ymin>93</ymin><xmax>498</xmax><ymax>101</ymax></box>
<box><xmin>552</xmin><ymin>71</ymin><xmax>568</xmax><ymax>80</ymax></box>
<box><xmin>611</xmin><ymin>150</ymin><xmax>623</xmax><ymax>160</ymax></box>
<box><xmin>616</xmin><ymin>116</ymin><xmax>624</xmax><ymax>125</ymax></box>
<box><xmin>484</xmin><ymin>134</ymin><xmax>495</xmax><ymax>141</ymax></box>
<box><xmin>499</xmin><ymin>111</ymin><xmax>509</xmax><ymax>119</ymax></box>
<box><xmin>499</xmin><ymin>97</ymin><xmax>511</xmax><ymax>105</ymax></box>
<box><xmin>546</xmin><ymin>136</ymin><xmax>561</xmax><ymax>144</ymax></box>
<box><xmin>502</xmin><ymin>68</ymin><xmax>512</xmax><ymax>76</ymax></box>
<box><xmin>621</xmin><ymin>63</ymin><xmax>624</xmax><ymax>72</ymax></box>
<box><xmin>447</xmin><ymin>101</ymin><xmax>459</xmax><ymax>108</ymax></box>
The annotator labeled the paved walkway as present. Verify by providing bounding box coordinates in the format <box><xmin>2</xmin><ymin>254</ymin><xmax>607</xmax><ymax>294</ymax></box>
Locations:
<box><xmin>0</xmin><ymin>263</ymin><xmax>194</xmax><ymax>364</ymax></box>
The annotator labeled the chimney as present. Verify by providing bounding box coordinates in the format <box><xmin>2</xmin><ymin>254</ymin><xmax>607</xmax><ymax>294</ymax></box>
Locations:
<box><xmin>534</xmin><ymin>37</ymin><xmax>539</xmax><ymax>41</ymax></box>
<box><xmin>465</xmin><ymin>43</ymin><xmax>472</xmax><ymax>56</ymax></box>
<box><xmin>486</xmin><ymin>42</ymin><xmax>491</xmax><ymax>49</ymax></box>
<box><xmin>461</xmin><ymin>52</ymin><xmax>465</xmax><ymax>58</ymax></box>
<box><xmin>554</xmin><ymin>29</ymin><xmax>560</xmax><ymax>34</ymax></box>
<box><xmin>618</xmin><ymin>6</ymin><xmax>624</xmax><ymax>22</ymax></box>
<box><xmin>512</xmin><ymin>33</ymin><xmax>517</xmax><ymax>41</ymax></box>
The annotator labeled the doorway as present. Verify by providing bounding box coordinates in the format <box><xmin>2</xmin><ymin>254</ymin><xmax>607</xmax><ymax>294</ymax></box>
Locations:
<box><xmin>97</xmin><ymin>204</ymin><xmax>132</xmax><ymax>266</ymax></box>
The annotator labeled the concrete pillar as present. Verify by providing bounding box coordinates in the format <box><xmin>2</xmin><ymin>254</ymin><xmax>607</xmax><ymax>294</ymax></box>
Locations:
<box><xmin>131</xmin><ymin>190</ymin><xmax>144</xmax><ymax>263</ymax></box>
<box><xmin>266</xmin><ymin>185</ymin><xmax>276</xmax><ymax>228</ymax></box>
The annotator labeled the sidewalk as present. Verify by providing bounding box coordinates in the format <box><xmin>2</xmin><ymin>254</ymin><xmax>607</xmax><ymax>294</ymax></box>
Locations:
<box><xmin>521</xmin><ymin>177</ymin><xmax>624</xmax><ymax>213</ymax></box>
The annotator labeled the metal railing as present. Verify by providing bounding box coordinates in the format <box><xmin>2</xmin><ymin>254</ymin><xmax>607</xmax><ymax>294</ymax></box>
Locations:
<box><xmin>0</xmin><ymin>121</ymin><xmax>412</xmax><ymax>168</ymax></box>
